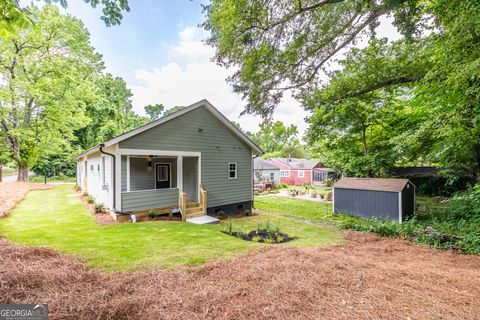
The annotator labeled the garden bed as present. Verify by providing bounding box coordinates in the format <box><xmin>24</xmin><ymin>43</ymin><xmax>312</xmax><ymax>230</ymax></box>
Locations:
<box><xmin>223</xmin><ymin>229</ymin><xmax>295</xmax><ymax>243</ymax></box>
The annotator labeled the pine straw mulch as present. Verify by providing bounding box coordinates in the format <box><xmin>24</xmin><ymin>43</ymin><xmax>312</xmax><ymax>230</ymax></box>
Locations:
<box><xmin>0</xmin><ymin>182</ymin><xmax>52</xmax><ymax>218</ymax></box>
<box><xmin>1</xmin><ymin>232</ymin><xmax>480</xmax><ymax>320</ymax></box>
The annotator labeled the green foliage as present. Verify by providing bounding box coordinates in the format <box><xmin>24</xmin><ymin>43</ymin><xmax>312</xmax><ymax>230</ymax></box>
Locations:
<box><xmin>144</xmin><ymin>104</ymin><xmax>165</xmax><ymax>120</ymax></box>
<box><xmin>147</xmin><ymin>209</ymin><xmax>159</xmax><ymax>219</ymax></box>
<box><xmin>0</xmin><ymin>5</ymin><xmax>101</xmax><ymax>179</ymax></box>
<box><xmin>86</xmin><ymin>195</ymin><xmax>94</xmax><ymax>204</ymax></box>
<box><xmin>94</xmin><ymin>203</ymin><xmax>106</xmax><ymax>213</ymax></box>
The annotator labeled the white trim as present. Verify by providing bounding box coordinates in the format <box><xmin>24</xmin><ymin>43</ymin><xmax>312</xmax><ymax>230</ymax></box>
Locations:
<box><xmin>114</xmin><ymin>144</ymin><xmax>121</xmax><ymax>211</ymax></box>
<box><xmin>198</xmin><ymin>156</ymin><xmax>201</xmax><ymax>202</ymax></box>
<box><xmin>76</xmin><ymin>99</ymin><xmax>263</xmax><ymax>159</ymax></box>
<box><xmin>155</xmin><ymin>163</ymin><xmax>172</xmax><ymax>188</ymax></box>
<box><xmin>332</xmin><ymin>187</ymin><xmax>335</xmax><ymax>213</ymax></box>
<box><xmin>118</xmin><ymin>148</ymin><xmax>201</xmax><ymax>157</ymax></box>
<box><xmin>398</xmin><ymin>191</ymin><xmax>403</xmax><ymax>223</ymax></box>
<box><xmin>126</xmin><ymin>156</ymin><xmax>130</xmax><ymax>192</ymax></box>
<box><xmin>122</xmin><ymin>187</ymin><xmax>179</xmax><ymax>194</ymax></box>
<box><xmin>298</xmin><ymin>170</ymin><xmax>305</xmax><ymax>178</ymax></box>
<box><xmin>228</xmin><ymin>162</ymin><xmax>237</xmax><ymax>179</ymax></box>
<box><xmin>177</xmin><ymin>156</ymin><xmax>183</xmax><ymax>200</ymax></box>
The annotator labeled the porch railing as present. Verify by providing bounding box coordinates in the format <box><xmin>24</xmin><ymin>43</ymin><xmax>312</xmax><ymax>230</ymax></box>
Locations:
<box><xmin>180</xmin><ymin>191</ymin><xmax>187</xmax><ymax>221</ymax></box>
<box><xmin>200</xmin><ymin>184</ymin><xmax>207</xmax><ymax>215</ymax></box>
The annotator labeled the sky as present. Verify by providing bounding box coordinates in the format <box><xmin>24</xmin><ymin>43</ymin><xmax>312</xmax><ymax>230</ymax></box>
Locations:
<box><xmin>56</xmin><ymin>0</ymin><xmax>400</xmax><ymax>136</ymax></box>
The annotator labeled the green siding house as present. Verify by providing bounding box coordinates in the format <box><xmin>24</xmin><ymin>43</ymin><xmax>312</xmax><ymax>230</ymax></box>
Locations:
<box><xmin>76</xmin><ymin>100</ymin><xmax>262</xmax><ymax>221</ymax></box>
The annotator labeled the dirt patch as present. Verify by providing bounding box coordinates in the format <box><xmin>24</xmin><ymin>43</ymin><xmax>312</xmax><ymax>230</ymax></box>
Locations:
<box><xmin>1</xmin><ymin>232</ymin><xmax>479</xmax><ymax>319</ymax></box>
<box><xmin>0</xmin><ymin>182</ymin><xmax>52</xmax><ymax>218</ymax></box>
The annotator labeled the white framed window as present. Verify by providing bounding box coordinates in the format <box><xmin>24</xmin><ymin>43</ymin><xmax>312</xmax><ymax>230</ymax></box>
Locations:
<box><xmin>270</xmin><ymin>172</ymin><xmax>275</xmax><ymax>180</ymax></box>
<box><xmin>298</xmin><ymin>170</ymin><xmax>304</xmax><ymax>178</ymax></box>
<box><xmin>101</xmin><ymin>156</ymin><xmax>106</xmax><ymax>185</ymax></box>
<box><xmin>228</xmin><ymin>163</ymin><xmax>237</xmax><ymax>179</ymax></box>
<box><xmin>156</xmin><ymin>165</ymin><xmax>168</xmax><ymax>181</ymax></box>
<box><xmin>280</xmin><ymin>170</ymin><xmax>290</xmax><ymax>177</ymax></box>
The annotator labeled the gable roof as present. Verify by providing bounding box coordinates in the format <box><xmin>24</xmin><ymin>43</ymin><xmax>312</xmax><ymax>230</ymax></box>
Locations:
<box><xmin>254</xmin><ymin>158</ymin><xmax>280</xmax><ymax>170</ymax></box>
<box><xmin>269</xmin><ymin>158</ymin><xmax>321</xmax><ymax>170</ymax></box>
<box><xmin>77</xmin><ymin>99</ymin><xmax>263</xmax><ymax>158</ymax></box>
<box><xmin>334</xmin><ymin>177</ymin><xmax>410</xmax><ymax>192</ymax></box>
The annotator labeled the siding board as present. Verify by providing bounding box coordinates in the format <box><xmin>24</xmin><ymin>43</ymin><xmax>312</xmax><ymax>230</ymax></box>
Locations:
<box><xmin>122</xmin><ymin>188</ymin><xmax>179</xmax><ymax>211</ymax></box>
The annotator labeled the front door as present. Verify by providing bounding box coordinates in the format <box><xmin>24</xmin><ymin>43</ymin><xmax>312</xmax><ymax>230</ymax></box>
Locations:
<box><xmin>155</xmin><ymin>163</ymin><xmax>170</xmax><ymax>189</ymax></box>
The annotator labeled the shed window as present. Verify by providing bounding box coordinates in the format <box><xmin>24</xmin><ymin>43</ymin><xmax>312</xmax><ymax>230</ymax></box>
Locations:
<box><xmin>228</xmin><ymin>163</ymin><xmax>237</xmax><ymax>179</ymax></box>
<box><xmin>298</xmin><ymin>170</ymin><xmax>304</xmax><ymax>178</ymax></box>
<box><xmin>269</xmin><ymin>172</ymin><xmax>275</xmax><ymax>180</ymax></box>
<box><xmin>280</xmin><ymin>170</ymin><xmax>290</xmax><ymax>177</ymax></box>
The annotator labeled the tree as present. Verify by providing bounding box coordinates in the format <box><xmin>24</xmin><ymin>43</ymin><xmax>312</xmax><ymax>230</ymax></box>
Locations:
<box><xmin>2</xmin><ymin>0</ymin><xmax>130</xmax><ymax>38</ymax></box>
<box><xmin>0</xmin><ymin>5</ymin><xmax>101</xmax><ymax>180</ymax></box>
<box><xmin>75</xmin><ymin>74</ymin><xmax>147</xmax><ymax>150</ymax></box>
<box><xmin>144</xmin><ymin>104</ymin><xmax>165</xmax><ymax>120</ymax></box>
<box><xmin>251</xmin><ymin>121</ymin><xmax>300</xmax><ymax>154</ymax></box>
<box><xmin>203</xmin><ymin>0</ymin><xmax>425</xmax><ymax>118</ymax></box>
<box><xmin>163</xmin><ymin>106</ymin><xmax>185</xmax><ymax>117</ymax></box>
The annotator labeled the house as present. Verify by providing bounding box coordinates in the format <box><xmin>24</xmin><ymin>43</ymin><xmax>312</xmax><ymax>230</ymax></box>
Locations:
<box><xmin>253</xmin><ymin>158</ymin><xmax>280</xmax><ymax>184</ymax></box>
<box><xmin>333</xmin><ymin>177</ymin><xmax>415</xmax><ymax>223</ymax></box>
<box><xmin>267</xmin><ymin>157</ymin><xmax>330</xmax><ymax>185</ymax></box>
<box><xmin>76</xmin><ymin>99</ymin><xmax>263</xmax><ymax>222</ymax></box>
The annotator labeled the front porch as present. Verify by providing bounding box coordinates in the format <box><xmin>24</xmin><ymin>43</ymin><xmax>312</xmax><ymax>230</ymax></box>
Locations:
<box><xmin>116</xmin><ymin>150</ymin><xmax>207</xmax><ymax>221</ymax></box>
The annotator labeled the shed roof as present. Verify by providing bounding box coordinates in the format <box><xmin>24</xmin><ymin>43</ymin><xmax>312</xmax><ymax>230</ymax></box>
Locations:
<box><xmin>254</xmin><ymin>158</ymin><xmax>280</xmax><ymax>170</ymax></box>
<box><xmin>269</xmin><ymin>158</ymin><xmax>321</xmax><ymax>170</ymax></box>
<box><xmin>334</xmin><ymin>177</ymin><xmax>410</xmax><ymax>192</ymax></box>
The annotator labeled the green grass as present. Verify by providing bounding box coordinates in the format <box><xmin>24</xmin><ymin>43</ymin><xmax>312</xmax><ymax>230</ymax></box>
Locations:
<box><xmin>2</xmin><ymin>168</ymin><xmax>17</xmax><ymax>176</ymax></box>
<box><xmin>255</xmin><ymin>196</ymin><xmax>335</xmax><ymax>221</ymax></box>
<box><xmin>0</xmin><ymin>185</ymin><xmax>342</xmax><ymax>271</ymax></box>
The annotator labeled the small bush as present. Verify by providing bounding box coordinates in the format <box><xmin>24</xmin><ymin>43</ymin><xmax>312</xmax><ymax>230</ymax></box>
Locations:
<box><xmin>148</xmin><ymin>210</ymin><xmax>159</xmax><ymax>219</ymax></box>
<box><xmin>94</xmin><ymin>203</ymin><xmax>105</xmax><ymax>213</ymax></box>
<box><xmin>74</xmin><ymin>185</ymin><xmax>81</xmax><ymax>192</ymax></box>
<box><xmin>86</xmin><ymin>195</ymin><xmax>94</xmax><ymax>204</ymax></box>
<box><xmin>277</xmin><ymin>183</ymin><xmax>287</xmax><ymax>189</ymax></box>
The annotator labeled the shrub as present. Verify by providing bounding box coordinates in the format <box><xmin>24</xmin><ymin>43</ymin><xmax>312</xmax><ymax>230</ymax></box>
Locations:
<box><xmin>94</xmin><ymin>203</ymin><xmax>105</xmax><ymax>213</ymax></box>
<box><xmin>147</xmin><ymin>210</ymin><xmax>159</xmax><ymax>219</ymax></box>
<box><xmin>86</xmin><ymin>195</ymin><xmax>94</xmax><ymax>204</ymax></box>
<box><xmin>74</xmin><ymin>185</ymin><xmax>81</xmax><ymax>192</ymax></box>
<box><xmin>277</xmin><ymin>183</ymin><xmax>287</xmax><ymax>189</ymax></box>
<box><xmin>224</xmin><ymin>220</ymin><xmax>235</xmax><ymax>234</ymax></box>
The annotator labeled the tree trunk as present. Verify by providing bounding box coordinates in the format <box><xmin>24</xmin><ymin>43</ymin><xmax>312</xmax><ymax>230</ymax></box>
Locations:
<box><xmin>17</xmin><ymin>164</ymin><xmax>29</xmax><ymax>182</ymax></box>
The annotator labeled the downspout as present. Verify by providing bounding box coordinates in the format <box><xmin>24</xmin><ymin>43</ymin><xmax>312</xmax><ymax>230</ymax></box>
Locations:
<box><xmin>99</xmin><ymin>144</ymin><xmax>116</xmax><ymax>210</ymax></box>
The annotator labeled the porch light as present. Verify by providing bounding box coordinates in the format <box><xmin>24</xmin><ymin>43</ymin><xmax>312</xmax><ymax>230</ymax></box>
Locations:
<box><xmin>148</xmin><ymin>155</ymin><xmax>153</xmax><ymax>168</ymax></box>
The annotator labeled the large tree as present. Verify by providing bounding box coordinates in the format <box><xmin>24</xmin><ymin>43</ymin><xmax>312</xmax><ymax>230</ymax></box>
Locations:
<box><xmin>203</xmin><ymin>0</ymin><xmax>424</xmax><ymax>118</ymax></box>
<box><xmin>0</xmin><ymin>5</ymin><xmax>101</xmax><ymax>180</ymax></box>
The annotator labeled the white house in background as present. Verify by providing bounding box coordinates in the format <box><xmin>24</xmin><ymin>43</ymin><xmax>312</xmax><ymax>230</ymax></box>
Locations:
<box><xmin>75</xmin><ymin>99</ymin><xmax>263</xmax><ymax>221</ymax></box>
<box><xmin>253</xmin><ymin>157</ymin><xmax>280</xmax><ymax>184</ymax></box>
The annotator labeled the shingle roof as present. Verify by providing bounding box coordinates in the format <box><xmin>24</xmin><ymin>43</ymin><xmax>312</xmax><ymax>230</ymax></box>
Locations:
<box><xmin>254</xmin><ymin>158</ymin><xmax>280</xmax><ymax>170</ymax></box>
<box><xmin>334</xmin><ymin>177</ymin><xmax>410</xmax><ymax>192</ymax></box>
<box><xmin>269</xmin><ymin>158</ymin><xmax>321</xmax><ymax>170</ymax></box>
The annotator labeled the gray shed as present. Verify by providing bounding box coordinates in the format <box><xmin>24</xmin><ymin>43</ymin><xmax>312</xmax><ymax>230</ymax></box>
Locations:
<box><xmin>333</xmin><ymin>178</ymin><xmax>415</xmax><ymax>222</ymax></box>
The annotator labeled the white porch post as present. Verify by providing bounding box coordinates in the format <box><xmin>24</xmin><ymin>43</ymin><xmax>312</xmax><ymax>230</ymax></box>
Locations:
<box><xmin>177</xmin><ymin>156</ymin><xmax>183</xmax><ymax>203</ymax></box>
<box><xmin>126</xmin><ymin>156</ymin><xmax>130</xmax><ymax>192</ymax></box>
<box><xmin>114</xmin><ymin>146</ymin><xmax>122</xmax><ymax>211</ymax></box>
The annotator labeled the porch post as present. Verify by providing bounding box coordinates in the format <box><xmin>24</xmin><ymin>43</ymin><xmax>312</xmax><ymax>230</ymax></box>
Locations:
<box><xmin>114</xmin><ymin>147</ymin><xmax>122</xmax><ymax>211</ymax></box>
<box><xmin>126</xmin><ymin>156</ymin><xmax>130</xmax><ymax>192</ymax></box>
<box><xmin>177</xmin><ymin>156</ymin><xmax>183</xmax><ymax>200</ymax></box>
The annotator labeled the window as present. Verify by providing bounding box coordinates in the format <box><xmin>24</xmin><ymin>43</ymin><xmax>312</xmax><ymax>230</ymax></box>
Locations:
<box><xmin>228</xmin><ymin>163</ymin><xmax>237</xmax><ymax>179</ymax></box>
<box><xmin>270</xmin><ymin>172</ymin><xmax>275</xmax><ymax>180</ymax></box>
<box><xmin>298</xmin><ymin>170</ymin><xmax>304</xmax><ymax>178</ymax></box>
<box><xmin>280</xmin><ymin>170</ymin><xmax>290</xmax><ymax>177</ymax></box>
<box><xmin>101</xmin><ymin>157</ymin><xmax>106</xmax><ymax>185</ymax></box>
<box><xmin>156</xmin><ymin>165</ymin><xmax>168</xmax><ymax>181</ymax></box>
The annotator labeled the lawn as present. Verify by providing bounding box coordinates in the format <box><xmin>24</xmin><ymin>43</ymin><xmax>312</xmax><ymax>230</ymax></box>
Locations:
<box><xmin>0</xmin><ymin>185</ymin><xmax>342</xmax><ymax>271</ymax></box>
<box><xmin>2</xmin><ymin>168</ymin><xmax>17</xmax><ymax>176</ymax></box>
<box><xmin>255</xmin><ymin>195</ymin><xmax>335</xmax><ymax>221</ymax></box>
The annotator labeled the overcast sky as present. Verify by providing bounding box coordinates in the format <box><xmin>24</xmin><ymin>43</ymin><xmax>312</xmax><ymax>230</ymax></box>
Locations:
<box><xmin>58</xmin><ymin>0</ymin><xmax>400</xmax><ymax>136</ymax></box>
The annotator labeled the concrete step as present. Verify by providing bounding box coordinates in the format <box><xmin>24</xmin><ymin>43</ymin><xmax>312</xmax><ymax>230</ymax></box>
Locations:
<box><xmin>186</xmin><ymin>215</ymin><xmax>219</xmax><ymax>225</ymax></box>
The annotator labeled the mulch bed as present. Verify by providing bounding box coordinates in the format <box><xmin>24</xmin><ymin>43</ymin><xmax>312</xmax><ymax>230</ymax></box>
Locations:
<box><xmin>223</xmin><ymin>229</ymin><xmax>295</xmax><ymax>243</ymax></box>
<box><xmin>0</xmin><ymin>182</ymin><xmax>52</xmax><ymax>218</ymax></box>
<box><xmin>1</xmin><ymin>232</ymin><xmax>480</xmax><ymax>319</ymax></box>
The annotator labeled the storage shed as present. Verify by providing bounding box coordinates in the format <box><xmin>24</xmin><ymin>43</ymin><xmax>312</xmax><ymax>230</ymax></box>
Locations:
<box><xmin>333</xmin><ymin>178</ymin><xmax>415</xmax><ymax>223</ymax></box>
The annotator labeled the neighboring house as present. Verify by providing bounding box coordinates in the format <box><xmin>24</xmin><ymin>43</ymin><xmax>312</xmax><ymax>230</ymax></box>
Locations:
<box><xmin>333</xmin><ymin>177</ymin><xmax>415</xmax><ymax>223</ymax></box>
<box><xmin>267</xmin><ymin>157</ymin><xmax>330</xmax><ymax>185</ymax></box>
<box><xmin>253</xmin><ymin>158</ymin><xmax>280</xmax><ymax>184</ymax></box>
<box><xmin>76</xmin><ymin>99</ymin><xmax>263</xmax><ymax>221</ymax></box>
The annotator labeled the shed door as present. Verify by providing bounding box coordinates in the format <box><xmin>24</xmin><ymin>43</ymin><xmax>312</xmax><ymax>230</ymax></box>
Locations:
<box><xmin>155</xmin><ymin>164</ymin><xmax>171</xmax><ymax>189</ymax></box>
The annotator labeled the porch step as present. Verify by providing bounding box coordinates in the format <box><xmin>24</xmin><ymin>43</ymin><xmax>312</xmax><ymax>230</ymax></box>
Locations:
<box><xmin>186</xmin><ymin>215</ymin><xmax>219</xmax><ymax>225</ymax></box>
<box><xmin>187</xmin><ymin>202</ymin><xmax>200</xmax><ymax>208</ymax></box>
